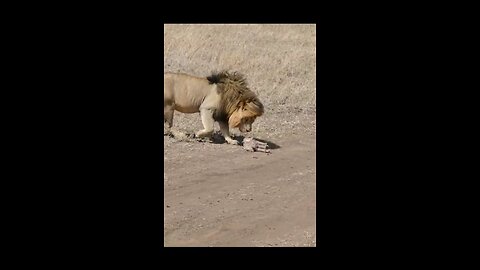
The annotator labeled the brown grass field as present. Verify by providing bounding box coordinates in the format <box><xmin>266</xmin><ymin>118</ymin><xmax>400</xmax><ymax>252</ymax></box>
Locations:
<box><xmin>164</xmin><ymin>24</ymin><xmax>316</xmax><ymax>247</ymax></box>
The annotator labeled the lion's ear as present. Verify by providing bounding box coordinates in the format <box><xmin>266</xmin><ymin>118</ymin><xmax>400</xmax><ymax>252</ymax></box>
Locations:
<box><xmin>228</xmin><ymin>109</ymin><xmax>242</xmax><ymax>128</ymax></box>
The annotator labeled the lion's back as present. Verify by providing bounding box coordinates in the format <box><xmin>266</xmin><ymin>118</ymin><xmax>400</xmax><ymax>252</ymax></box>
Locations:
<box><xmin>164</xmin><ymin>72</ymin><xmax>218</xmax><ymax>113</ymax></box>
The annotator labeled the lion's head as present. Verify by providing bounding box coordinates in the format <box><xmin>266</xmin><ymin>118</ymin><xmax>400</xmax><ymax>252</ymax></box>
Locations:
<box><xmin>207</xmin><ymin>71</ymin><xmax>264</xmax><ymax>132</ymax></box>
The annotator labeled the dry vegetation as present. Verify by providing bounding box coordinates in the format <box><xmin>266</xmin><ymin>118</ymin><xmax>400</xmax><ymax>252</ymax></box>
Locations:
<box><xmin>164</xmin><ymin>24</ymin><xmax>316</xmax><ymax>247</ymax></box>
<box><xmin>164</xmin><ymin>24</ymin><xmax>315</xmax><ymax>107</ymax></box>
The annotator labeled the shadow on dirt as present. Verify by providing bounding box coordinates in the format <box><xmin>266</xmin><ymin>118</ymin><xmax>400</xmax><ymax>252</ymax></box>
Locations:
<box><xmin>167</xmin><ymin>131</ymin><xmax>281</xmax><ymax>150</ymax></box>
<box><xmin>209</xmin><ymin>133</ymin><xmax>281</xmax><ymax>150</ymax></box>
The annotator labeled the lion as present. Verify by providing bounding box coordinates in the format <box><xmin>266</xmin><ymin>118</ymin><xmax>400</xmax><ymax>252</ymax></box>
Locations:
<box><xmin>164</xmin><ymin>71</ymin><xmax>264</xmax><ymax>145</ymax></box>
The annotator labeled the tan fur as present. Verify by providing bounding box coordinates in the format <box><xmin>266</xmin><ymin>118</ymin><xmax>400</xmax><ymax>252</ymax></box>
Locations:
<box><xmin>164</xmin><ymin>71</ymin><xmax>264</xmax><ymax>145</ymax></box>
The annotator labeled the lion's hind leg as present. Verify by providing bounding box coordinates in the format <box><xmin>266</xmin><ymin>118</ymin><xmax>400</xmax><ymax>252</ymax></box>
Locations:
<box><xmin>164</xmin><ymin>101</ymin><xmax>175</xmax><ymax>135</ymax></box>
<box><xmin>164</xmin><ymin>103</ymin><xmax>191</xmax><ymax>140</ymax></box>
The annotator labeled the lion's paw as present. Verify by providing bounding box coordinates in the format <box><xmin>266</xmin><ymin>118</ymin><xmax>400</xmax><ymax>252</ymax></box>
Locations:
<box><xmin>226</xmin><ymin>139</ymin><xmax>239</xmax><ymax>145</ymax></box>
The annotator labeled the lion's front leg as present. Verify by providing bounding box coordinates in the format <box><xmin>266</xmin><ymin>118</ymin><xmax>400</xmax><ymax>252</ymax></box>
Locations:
<box><xmin>195</xmin><ymin>108</ymin><xmax>215</xmax><ymax>138</ymax></box>
<box><xmin>219</xmin><ymin>121</ymin><xmax>239</xmax><ymax>145</ymax></box>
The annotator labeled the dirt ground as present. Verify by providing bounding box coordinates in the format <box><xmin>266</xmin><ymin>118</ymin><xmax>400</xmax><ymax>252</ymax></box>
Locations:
<box><xmin>164</xmin><ymin>109</ymin><xmax>316</xmax><ymax>247</ymax></box>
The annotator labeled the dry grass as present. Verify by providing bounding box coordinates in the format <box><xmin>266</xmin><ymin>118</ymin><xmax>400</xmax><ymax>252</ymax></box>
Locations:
<box><xmin>164</xmin><ymin>24</ymin><xmax>316</xmax><ymax>110</ymax></box>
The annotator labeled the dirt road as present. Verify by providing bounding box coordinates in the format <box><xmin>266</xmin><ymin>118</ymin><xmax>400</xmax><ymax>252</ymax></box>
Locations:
<box><xmin>164</xmin><ymin>112</ymin><xmax>316</xmax><ymax>247</ymax></box>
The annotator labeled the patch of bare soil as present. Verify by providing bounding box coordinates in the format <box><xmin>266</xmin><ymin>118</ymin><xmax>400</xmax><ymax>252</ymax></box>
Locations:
<box><xmin>164</xmin><ymin>110</ymin><xmax>316</xmax><ymax>247</ymax></box>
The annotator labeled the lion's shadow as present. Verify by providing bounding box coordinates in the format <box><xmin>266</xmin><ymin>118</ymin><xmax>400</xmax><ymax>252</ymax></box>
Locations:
<box><xmin>210</xmin><ymin>132</ymin><xmax>281</xmax><ymax>150</ymax></box>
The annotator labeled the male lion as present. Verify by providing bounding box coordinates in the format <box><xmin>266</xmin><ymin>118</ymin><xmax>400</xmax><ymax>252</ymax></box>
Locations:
<box><xmin>164</xmin><ymin>71</ymin><xmax>264</xmax><ymax>145</ymax></box>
